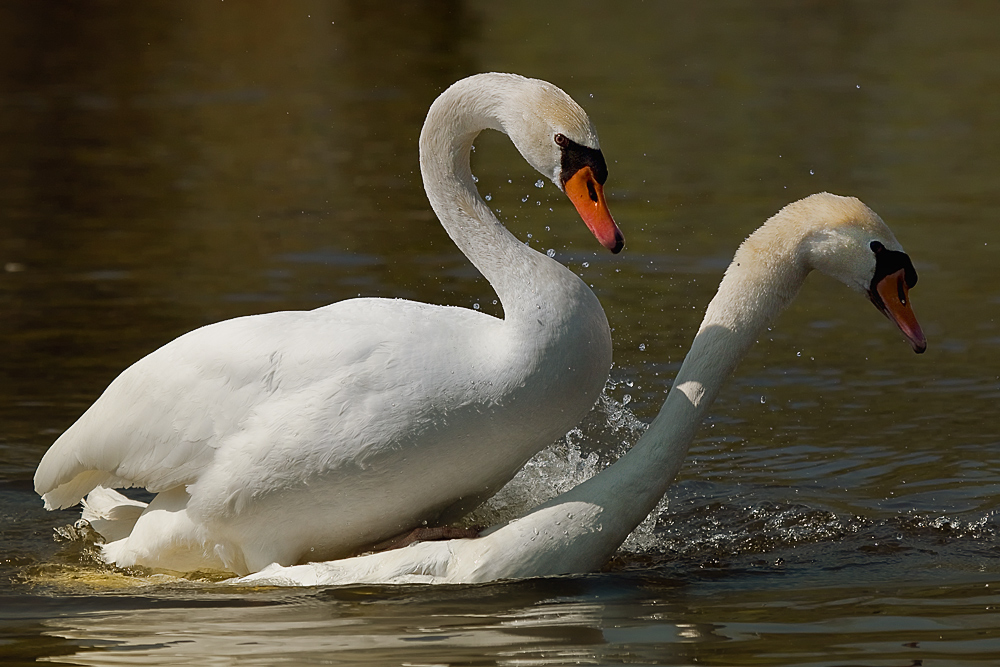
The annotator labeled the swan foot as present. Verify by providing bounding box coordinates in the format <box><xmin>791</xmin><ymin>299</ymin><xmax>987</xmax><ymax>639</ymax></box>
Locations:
<box><xmin>371</xmin><ymin>526</ymin><xmax>481</xmax><ymax>553</ymax></box>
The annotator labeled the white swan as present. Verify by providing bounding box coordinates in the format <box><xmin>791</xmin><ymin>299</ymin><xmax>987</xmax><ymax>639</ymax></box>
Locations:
<box><xmin>33</xmin><ymin>73</ymin><xmax>624</xmax><ymax>575</ymax></box>
<box><xmin>235</xmin><ymin>192</ymin><xmax>926</xmax><ymax>586</ymax></box>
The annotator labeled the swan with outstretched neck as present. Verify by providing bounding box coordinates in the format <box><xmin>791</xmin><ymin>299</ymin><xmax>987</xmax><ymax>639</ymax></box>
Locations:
<box><xmin>33</xmin><ymin>73</ymin><xmax>624</xmax><ymax>575</ymax></box>
<box><xmin>236</xmin><ymin>192</ymin><xmax>926</xmax><ymax>586</ymax></box>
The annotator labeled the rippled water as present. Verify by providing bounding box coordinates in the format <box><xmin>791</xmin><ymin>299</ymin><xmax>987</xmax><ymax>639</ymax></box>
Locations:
<box><xmin>3</xmin><ymin>2</ymin><xmax>1000</xmax><ymax>665</ymax></box>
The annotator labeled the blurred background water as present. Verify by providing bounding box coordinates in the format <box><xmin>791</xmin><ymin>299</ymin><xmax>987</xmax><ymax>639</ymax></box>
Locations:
<box><xmin>1</xmin><ymin>1</ymin><xmax>999</xmax><ymax>665</ymax></box>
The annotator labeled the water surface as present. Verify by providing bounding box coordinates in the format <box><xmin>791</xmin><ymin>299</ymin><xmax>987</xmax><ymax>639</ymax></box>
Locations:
<box><xmin>2</xmin><ymin>2</ymin><xmax>999</xmax><ymax>665</ymax></box>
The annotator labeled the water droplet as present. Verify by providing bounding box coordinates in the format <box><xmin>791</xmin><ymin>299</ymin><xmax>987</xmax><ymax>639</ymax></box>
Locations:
<box><xmin>484</xmin><ymin>194</ymin><xmax>492</xmax><ymax>201</ymax></box>
<box><xmin>521</xmin><ymin>195</ymin><xmax>529</xmax><ymax>203</ymax></box>
<box><xmin>760</xmin><ymin>396</ymin><xmax>766</xmax><ymax>404</ymax></box>
<box><xmin>544</xmin><ymin>226</ymin><xmax>550</xmax><ymax>232</ymax></box>
<box><xmin>796</xmin><ymin>351</ymin><xmax>802</xmax><ymax>357</ymax></box>
<box><xmin>582</xmin><ymin>261</ymin><xmax>589</xmax><ymax>268</ymax></box>
<box><xmin>546</xmin><ymin>248</ymin><xmax>556</xmax><ymax>258</ymax></box>
<box><xmin>622</xmin><ymin>394</ymin><xmax>632</xmax><ymax>405</ymax></box>
<box><xmin>526</xmin><ymin>233</ymin><xmax>532</xmax><ymax>239</ymax></box>
<box><xmin>472</xmin><ymin>175</ymin><xmax>478</xmax><ymax>183</ymax></box>
<box><xmin>639</xmin><ymin>343</ymin><xmax>646</xmax><ymax>351</ymax></box>
<box><xmin>533</xmin><ymin>527</ymin><xmax>539</xmax><ymax>535</ymax></box>
<box><xmin>473</xmin><ymin>302</ymin><xmax>480</xmax><ymax>310</ymax></box>
<box><xmin>535</xmin><ymin>179</ymin><xmax>544</xmax><ymax>188</ymax></box>
<box><xmin>809</xmin><ymin>169</ymin><xmax>815</xmax><ymax>175</ymax></box>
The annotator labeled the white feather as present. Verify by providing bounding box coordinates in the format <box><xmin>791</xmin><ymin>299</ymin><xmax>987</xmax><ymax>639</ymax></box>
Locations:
<box><xmin>34</xmin><ymin>73</ymin><xmax>619</xmax><ymax>575</ymax></box>
<box><xmin>233</xmin><ymin>193</ymin><xmax>926</xmax><ymax>586</ymax></box>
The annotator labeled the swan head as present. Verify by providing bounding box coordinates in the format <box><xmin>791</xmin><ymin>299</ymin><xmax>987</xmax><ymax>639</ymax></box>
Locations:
<box><xmin>790</xmin><ymin>193</ymin><xmax>926</xmax><ymax>353</ymax></box>
<box><xmin>496</xmin><ymin>75</ymin><xmax>624</xmax><ymax>253</ymax></box>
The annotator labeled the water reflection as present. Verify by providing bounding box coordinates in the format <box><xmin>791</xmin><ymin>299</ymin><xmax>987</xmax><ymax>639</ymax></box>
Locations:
<box><xmin>34</xmin><ymin>573</ymin><xmax>1000</xmax><ymax>666</ymax></box>
<box><xmin>36</xmin><ymin>579</ymin><xmax>691</xmax><ymax>666</ymax></box>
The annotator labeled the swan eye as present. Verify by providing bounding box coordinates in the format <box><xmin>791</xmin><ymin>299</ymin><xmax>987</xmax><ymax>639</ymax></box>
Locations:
<box><xmin>869</xmin><ymin>240</ymin><xmax>919</xmax><ymax>291</ymax></box>
<box><xmin>554</xmin><ymin>133</ymin><xmax>569</xmax><ymax>147</ymax></box>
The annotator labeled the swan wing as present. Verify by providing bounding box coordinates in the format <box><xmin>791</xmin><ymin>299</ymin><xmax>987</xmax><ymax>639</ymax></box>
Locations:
<box><xmin>34</xmin><ymin>298</ymin><xmax>490</xmax><ymax>510</ymax></box>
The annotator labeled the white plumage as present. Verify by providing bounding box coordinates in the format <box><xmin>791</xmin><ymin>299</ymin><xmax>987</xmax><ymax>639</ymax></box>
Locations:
<box><xmin>34</xmin><ymin>73</ymin><xmax>624</xmax><ymax>575</ymax></box>
<box><xmin>234</xmin><ymin>193</ymin><xmax>926</xmax><ymax>586</ymax></box>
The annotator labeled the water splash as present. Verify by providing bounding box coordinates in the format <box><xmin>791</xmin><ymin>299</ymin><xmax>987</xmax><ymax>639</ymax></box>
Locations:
<box><xmin>464</xmin><ymin>385</ymin><xmax>649</xmax><ymax>528</ymax></box>
<box><xmin>23</xmin><ymin>520</ymin><xmax>216</xmax><ymax>592</ymax></box>
<box><xmin>466</xmin><ymin>383</ymin><xmax>1000</xmax><ymax>571</ymax></box>
<box><xmin>619</xmin><ymin>487</ymin><xmax>1000</xmax><ymax>574</ymax></box>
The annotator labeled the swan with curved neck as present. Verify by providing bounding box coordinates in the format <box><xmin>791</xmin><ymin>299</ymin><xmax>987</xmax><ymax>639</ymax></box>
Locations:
<box><xmin>236</xmin><ymin>192</ymin><xmax>926</xmax><ymax>586</ymax></box>
<box><xmin>33</xmin><ymin>73</ymin><xmax>624</xmax><ymax>575</ymax></box>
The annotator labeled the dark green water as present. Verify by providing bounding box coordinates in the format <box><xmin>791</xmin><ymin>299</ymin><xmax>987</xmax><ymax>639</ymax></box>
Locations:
<box><xmin>2</xmin><ymin>1</ymin><xmax>999</xmax><ymax>665</ymax></box>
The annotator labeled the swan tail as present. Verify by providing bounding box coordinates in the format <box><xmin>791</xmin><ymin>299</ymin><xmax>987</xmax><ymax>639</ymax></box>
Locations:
<box><xmin>37</xmin><ymin>468</ymin><xmax>134</xmax><ymax>511</ymax></box>
<box><xmin>37</xmin><ymin>468</ymin><xmax>108</xmax><ymax>510</ymax></box>
<box><xmin>80</xmin><ymin>486</ymin><xmax>148</xmax><ymax>544</ymax></box>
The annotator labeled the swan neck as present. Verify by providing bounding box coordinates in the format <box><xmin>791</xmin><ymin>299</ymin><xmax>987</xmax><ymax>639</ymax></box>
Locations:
<box><xmin>501</xmin><ymin>238</ymin><xmax>810</xmax><ymax>572</ymax></box>
<box><xmin>639</xmin><ymin>242</ymin><xmax>809</xmax><ymax>483</ymax></box>
<box><xmin>418</xmin><ymin>78</ymin><xmax>540</xmax><ymax>308</ymax></box>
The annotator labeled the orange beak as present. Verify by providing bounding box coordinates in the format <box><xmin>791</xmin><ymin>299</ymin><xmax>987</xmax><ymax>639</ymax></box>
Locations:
<box><xmin>563</xmin><ymin>166</ymin><xmax>624</xmax><ymax>254</ymax></box>
<box><xmin>874</xmin><ymin>268</ymin><xmax>927</xmax><ymax>353</ymax></box>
